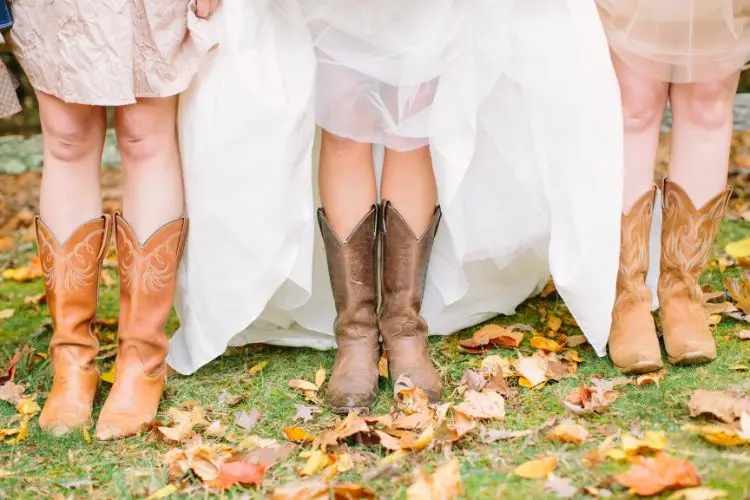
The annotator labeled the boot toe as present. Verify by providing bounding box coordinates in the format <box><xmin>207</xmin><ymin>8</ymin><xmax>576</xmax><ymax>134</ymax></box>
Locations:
<box><xmin>95</xmin><ymin>410</ymin><xmax>153</xmax><ymax>440</ymax></box>
<box><xmin>39</xmin><ymin>403</ymin><xmax>92</xmax><ymax>436</ymax></box>
<box><xmin>327</xmin><ymin>380</ymin><xmax>378</xmax><ymax>414</ymax></box>
<box><xmin>392</xmin><ymin>368</ymin><xmax>442</xmax><ymax>403</ymax></box>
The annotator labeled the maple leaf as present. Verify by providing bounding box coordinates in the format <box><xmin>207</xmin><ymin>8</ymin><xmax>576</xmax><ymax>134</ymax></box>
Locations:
<box><xmin>563</xmin><ymin>379</ymin><xmax>620</xmax><ymax>415</ymax></box>
<box><xmin>613</xmin><ymin>452</ymin><xmax>700</xmax><ymax>496</ymax></box>
<box><xmin>688</xmin><ymin>390</ymin><xmax>750</xmax><ymax>423</ymax></box>
<box><xmin>235</xmin><ymin>408</ymin><xmax>261</xmax><ymax>431</ymax></box>
<box><xmin>545</xmin><ymin>477</ymin><xmax>577</xmax><ymax>498</ymax></box>
<box><xmin>293</xmin><ymin>404</ymin><xmax>320</xmax><ymax>423</ymax></box>
<box><xmin>283</xmin><ymin>426</ymin><xmax>314</xmax><ymax>443</ymax></box>
<box><xmin>207</xmin><ymin>460</ymin><xmax>266</xmax><ymax>489</ymax></box>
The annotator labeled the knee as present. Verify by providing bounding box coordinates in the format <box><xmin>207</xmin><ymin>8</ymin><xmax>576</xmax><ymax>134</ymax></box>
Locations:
<box><xmin>116</xmin><ymin>127</ymin><xmax>166</xmax><ymax>163</ymax></box>
<box><xmin>114</xmin><ymin>100</ymin><xmax>177</xmax><ymax>163</ymax></box>
<box><xmin>322</xmin><ymin>131</ymin><xmax>369</xmax><ymax>155</ymax></box>
<box><xmin>620</xmin><ymin>86</ymin><xmax>667</xmax><ymax>134</ymax></box>
<box><xmin>675</xmin><ymin>81</ymin><xmax>735</xmax><ymax>130</ymax></box>
<box><xmin>44</xmin><ymin>115</ymin><xmax>102</xmax><ymax>164</ymax></box>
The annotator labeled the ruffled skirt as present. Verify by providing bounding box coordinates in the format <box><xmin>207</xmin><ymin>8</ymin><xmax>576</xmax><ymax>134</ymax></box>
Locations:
<box><xmin>9</xmin><ymin>0</ymin><xmax>215</xmax><ymax>105</ymax></box>
<box><xmin>169</xmin><ymin>0</ymin><xmax>624</xmax><ymax>375</ymax></box>
<box><xmin>597</xmin><ymin>0</ymin><xmax>750</xmax><ymax>82</ymax></box>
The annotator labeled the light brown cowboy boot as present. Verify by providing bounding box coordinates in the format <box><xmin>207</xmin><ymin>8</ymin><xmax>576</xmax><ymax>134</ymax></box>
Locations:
<box><xmin>659</xmin><ymin>178</ymin><xmax>731</xmax><ymax>365</ymax></box>
<box><xmin>378</xmin><ymin>201</ymin><xmax>442</xmax><ymax>403</ymax></box>
<box><xmin>318</xmin><ymin>206</ymin><xmax>380</xmax><ymax>414</ymax></box>
<box><xmin>608</xmin><ymin>187</ymin><xmax>663</xmax><ymax>374</ymax></box>
<box><xmin>95</xmin><ymin>214</ymin><xmax>187</xmax><ymax>440</ymax></box>
<box><xmin>36</xmin><ymin>215</ymin><xmax>112</xmax><ymax>436</ymax></box>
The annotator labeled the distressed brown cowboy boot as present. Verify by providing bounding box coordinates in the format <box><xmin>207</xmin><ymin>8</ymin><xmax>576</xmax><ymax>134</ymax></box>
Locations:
<box><xmin>36</xmin><ymin>215</ymin><xmax>112</xmax><ymax>436</ymax></box>
<box><xmin>379</xmin><ymin>201</ymin><xmax>442</xmax><ymax>402</ymax></box>
<box><xmin>659</xmin><ymin>179</ymin><xmax>731</xmax><ymax>365</ymax></box>
<box><xmin>318</xmin><ymin>206</ymin><xmax>380</xmax><ymax>414</ymax></box>
<box><xmin>608</xmin><ymin>187</ymin><xmax>663</xmax><ymax>374</ymax></box>
<box><xmin>95</xmin><ymin>214</ymin><xmax>187</xmax><ymax>440</ymax></box>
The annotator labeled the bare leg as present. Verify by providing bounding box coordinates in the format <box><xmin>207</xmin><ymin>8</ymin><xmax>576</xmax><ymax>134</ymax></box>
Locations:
<box><xmin>612</xmin><ymin>53</ymin><xmax>670</xmax><ymax>213</ymax></box>
<box><xmin>668</xmin><ymin>72</ymin><xmax>740</xmax><ymax>207</ymax></box>
<box><xmin>318</xmin><ymin>130</ymin><xmax>377</xmax><ymax>238</ymax></box>
<box><xmin>381</xmin><ymin>146</ymin><xmax>437</xmax><ymax>234</ymax></box>
<box><xmin>37</xmin><ymin>92</ymin><xmax>106</xmax><ymax>240</ymax></box>
<box><xmin>114</xmin><ymin>96</ymin><xmax>184</xmax><ymax>242</ymax></box>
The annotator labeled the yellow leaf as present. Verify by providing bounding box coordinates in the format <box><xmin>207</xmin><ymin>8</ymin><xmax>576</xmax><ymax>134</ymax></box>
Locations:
<box><xmin>289</xmin><ymin>379</ymin><xmax>318</xmax><ymax>392</ymax></box>
<box><xmin>621</xmin><ymin>431</ymin><xmax>668</xmax><ymax>455</ymax></box>
<box><xmin>547</xmin><ymin>316</ymin><xmax>562</xmax><ymax>332</ymax></box>
<box><xmin>145</xmin><ymin>484</ymin><xmax>178</xmax><ymax>500</ymax></box>
<box><xmin>636</xmin><ymin>370</ymin><xmax>666</xmax><ymax>387</ymax></box>
<box><xmin>283</xmin><ymin>426</ymin><xmax>314</xmax><ymax>443</ymax></box>
<box><xmin>515</xmin><ymin>355</ymin><xmax>548</xmax><ymax>387</ymax></box>
<box><xmin>16</xmin><ymin>398</ymin><xmax>40</xmax><ymax>416</ymax></box>
<box><xmin>378</xmin><ymin>354</ymin><xmax>389</xmax><ymax>379</ymax></box>
<box><xmin>100</xmin><ymin>366</ymin><xmax>116</xmax><ymax>384</ymax></box>
<box><xmin>314</xmin><ymin>366</ymin><xmax>326</xmax><ymax>389</ymax></box>
<box><xmin>513</xmin><ymin>455</ymin><xmax>557</xmax><ymax>479</ymax></box>
<box><xmin>336</xmin><ymin>453</ymin><xmax>354</xmax><ymax>473</ymax></box>
<box><xmin>9</xmin><ymin>417</ymin><xmax>29</xmax><ymax>444</ymax></box>
<box><xmin>666</xmin><ymin>487</ymin><xmax>728</xmax><ymax>500</ymax></box>
<box><xmin>546</xmin><ymin>422</ymin><xmax>589</xmax><ymax>444</ymax></box>
<box><xmin>682</xmin><ymin>424</ymin><xmax>747</xmax><ymax>447</ymax></box>
<box><xmin>82</xmin><ymin>427</ymin><xmax>91</xmax><ymax>442</ymax></box>
<box><xmin>530</xmin><ymin>336</ymin><xmax>563</xmax><ymax>353</ymax></box>
<box><xmin>300</xmin><ymin>450</ymin><xmax>332</xmax><ymax>476</ymax></box>
<box><xmin>0</xmin><ymin>309</ymin><xmax>15</xmax><ymax>320</ymax></box>
<box><xmin>407</xmin><ymin>458</ymin><xmax>461</xmax><ymax>500</ymax></box>
<box><xmin>248</xmin><ymin>361</ymin><xmax>267</xmax><ymax>376</ymax></box>
<box><xmin>726</xmin><ymin>237</ymin><xmax>750</xmax><ymax>259</ymax></box>
<box><xmin>412</xmin><ymin>424</ymin><xmax>435</xmax><ymax>451</ymax></box>
<box><xmin>380</xmin><ymin>450</ymin><xmax>409</xmax><ymax>467</ymax></box>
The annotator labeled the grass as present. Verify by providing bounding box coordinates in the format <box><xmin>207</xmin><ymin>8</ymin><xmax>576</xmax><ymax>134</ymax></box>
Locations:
<box><xmin>0</xmin><ymin>220</ymin><xmax>749</xmax><ymax>499</ymax></box>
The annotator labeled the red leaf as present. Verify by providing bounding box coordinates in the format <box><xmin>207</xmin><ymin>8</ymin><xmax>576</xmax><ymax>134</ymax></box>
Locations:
<box><xmin>208</xmin><ymin>460</ymin><xmax>266</xmax><ymax>489</ymax></box>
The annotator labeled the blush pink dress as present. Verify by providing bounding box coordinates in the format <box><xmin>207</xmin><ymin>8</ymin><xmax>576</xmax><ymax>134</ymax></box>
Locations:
<box><xmin>8</xmin><ymin>0</ymin><xmax>215</xmax><ymax>105</ymax></box>
<box><xmin>0</xmin><ymin>58</ymin><xmax>19</xmax><ymax>117</ymax></box>
<box><xmin>597</xmin><ymin>0</ymin><xmax>750</xmax><ymax>82</ymax></box>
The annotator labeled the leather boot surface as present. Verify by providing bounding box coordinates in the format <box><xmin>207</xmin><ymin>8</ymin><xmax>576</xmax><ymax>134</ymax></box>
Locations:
<box><xmin>608</xmin><ymin>187</ymin><xmax>663</xmax><ymax>374</ymax></box>
<box><xmin>95</xmin><ymin>214</ymin><xmax>187</xmax><ymax>440</ymax></box>
<box><xmin>318</xmin><ymin>206</ymin><xmax>380</xmax><ymax>414</ymax></box>
<box><xmin>659</xmin><ymin>179</ymin><xmax>731</xmax><ymax>365</ymax></box>
<box><xmin>37</xmin><ymin>215</ymin><xmax>111</xmax><ymax>435</ymax></box>
<box><xmin>378</xmin><ymin>201</ymin><xmax>442</xmax><ymax>402</ymax></box>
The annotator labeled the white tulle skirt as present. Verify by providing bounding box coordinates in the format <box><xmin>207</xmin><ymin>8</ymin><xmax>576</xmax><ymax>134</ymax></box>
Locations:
<box><xmin>168</xmin><ymin>0</ymin><xmax>624</xmax><ymax>375</ymax></box>
<box><xmin>597</xmin><ymin>0</ymin><xmax>750</xmax><ymax>83</ymax></box>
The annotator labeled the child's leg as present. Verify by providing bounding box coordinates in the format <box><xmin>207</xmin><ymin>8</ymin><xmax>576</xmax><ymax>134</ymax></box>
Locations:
<box><xmin>37</xmin><ymin>92</ymin><xmax>106</xmax><ymax>239</ymax></box>
<box><xmin>612</xmin><ymin>53</ymin><xmax>670</xmax><ymax>212</ymax></box>
<box><xmin>318</xmin><ymin>131</ymin><xmax>377</xmax><ymax>238</ymax></box>
<box><xmin>381</xmin><ymin>146</ymin><xmax>437</xmax><ymax>234</ymax></box>
<box><xmin>657</xmin><ymin>74</ymin><xmax>738</xmax><ymax>366</ymax></box>
<box><xmin>668</xmin><ymin>72</ymin><xmax>740</xmax><ymax>207</ymax></box>
<box><xmin>114</xmin><ymin>96</ymin><xmax>184</xmax><ymax>242</ymax></box>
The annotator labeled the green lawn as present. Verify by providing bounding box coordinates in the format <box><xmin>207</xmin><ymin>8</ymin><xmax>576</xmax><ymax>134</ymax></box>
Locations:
<box><xmin>0</xmin><ymin>220</ymin><xmax>748</xmax><ymax>499</ymax></box>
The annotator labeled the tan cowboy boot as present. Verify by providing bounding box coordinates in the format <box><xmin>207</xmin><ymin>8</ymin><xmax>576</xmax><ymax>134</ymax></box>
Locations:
<box><xmin>379</xmin><ymin>201</ymin><xmax>442</xmax><ymax>402</ymax></box>
<box><xmin>658</xmin><ymin>178</ymin><xmax>731</xmax><ymax>365</ymax></box>
<box><xmin>318</xmin><ymin>206</ymin><xmax>380</xmax><ymax>414</ymax></box>
<box><xmin>36</xmin><ymin>215</ymin><xmax>112</xmax><ymax>435</ymax></box>
<box><xmin>95</xmin><ymin>214</ymin><xmax>187</xmax><ymax>440</ymax></box>
<box><xmin>608</xmin><ymin>187</ymin><xmax>663</xmax><ymax>374</ymax></box>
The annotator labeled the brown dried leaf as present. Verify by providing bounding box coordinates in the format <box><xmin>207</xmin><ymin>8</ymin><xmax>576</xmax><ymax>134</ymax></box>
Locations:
<box><xmin>636</xmin><ymin>369</ymin><xmax>666</xmax><ymax>387</ymax></box>
<box><xmin>564</xmin><ymin>335</ymin><xmax>588</xmax><ymax>348</ymax></box>
<box><xmin>515</xmin><ymin>355</ymin><xmax>548</xmax><ymax>387</ymax></box>
<box><xmin>735</xmin><ymin>330</ymin><xmax>750</xmax><ymax>340</ymax></box>
<box><xmin>271</xmin><ymin>480</ymin><xmax>376</xmax><ymax>500</ymax></box>
<box><xmin>546</xmin><ymin>421</ymin><xmax>589</xmax><ymax>444</ymax></box>
<box><xmin>235</xmin><ymin>408</ymin><xmax>261</xmax><ymax>432</ymax></box>
<box><xmin>688</xmin><ymin>390</ymin><xmax>750</xmax><ymax>423</ymax></box>
<box><xmin>458</xmin><ymin>324</ymin><xmax>525</xmax><ymax>353</ymax></box>
<box><xmin>406</xmin><ymin>458</ymin><xmax>462</xmax><ymax>500</ymax></box>
<box><xmin>454</xmin><ymin>390</ymin><xmax>505</xmax><ymax>420</ymax></box>
<box><xmin>207</xmin><ymin>460</ymin><xmax>266</xmax><ymax>489</ymax></box>
<box><xmin>0</xmin><ymin>381</ymin><xmax>25</xmax><ymax>405</ymax></box>
<box><xmin>613</xmin><ymin>452</ymin><xmax>700</xmax><ymax>496</ymax></box>
<box><xmin>293</xmin><ymin>404</ymin><xmax>320</xmax><ymax>423</ymax></box>
<box><xmin>289</xmin><ymin>379</ymin><xmax>319</xmax><ymax>392</ymax></box>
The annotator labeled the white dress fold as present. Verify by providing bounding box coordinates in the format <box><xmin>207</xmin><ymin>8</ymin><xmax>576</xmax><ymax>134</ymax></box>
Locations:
<box><xmin>169</xmin><ymin>0</ymin><xmax>624</xmax><ymax>375</ymax></box>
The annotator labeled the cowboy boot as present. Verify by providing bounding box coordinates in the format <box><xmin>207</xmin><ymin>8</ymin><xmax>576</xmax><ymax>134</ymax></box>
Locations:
<box><xmin>658</xmin><ymin>178</ymin><xmax>732</xmax><ymax>365</ymax></box>
<box><xmin>378</xmin><ymin>201</ymin><xmax>442</xmax><ymax>402</ymax></box>
<box><xmin>608</xmin><ymin>187</ymin><xmax>663</xmax><ymax>374</ymax></box>
<box><xmin>95</xmin><ymin>214</ymin><xmax>187</xmax><ymax>440</ymax></box>
<box><xmin>36</xmin><ymin>215</ymin><xmax>112</xmax><ymax>435</ymax></box>
<box><xmin>318</xmin><ymin>206</ymin><xmax>380</xmax><ymax>414</ymax></box>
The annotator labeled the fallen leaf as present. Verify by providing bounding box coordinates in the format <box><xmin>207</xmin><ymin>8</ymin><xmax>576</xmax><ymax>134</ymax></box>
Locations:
<box><xmin>482</xmin><ymin>417</ymin><xmax>557</xmax><ymax>443</ymax></box>
<box><xmin>217</xmin><ymin>390</ymin><xmax>244</xmax><ymax>407</ymax></box>
<box><xmin>16</xmin><ymin>398</ymin><xmax>40</xmax><ymax>416</ymax></box>
<box><xmin>82</xmin><ymin>427</ymin><xmax>91</xmax><ymax>442</ymax></box>
<box><xmin>454</xmin><ymin>390</ymin><xmax>505</xmax><ymax>420</ymax></box>
<box><xmin>100</xmin><ymin>270</ymin><xmax>116</xmax><ymax>288</ymax></box>
<box><xmin>283</xmin><ymin>426</ymin><xmax>314</xmax><ymax>443</ymax></box>
<box><xmin>725</xmin><ymin>274</ymin><xmax>750</xmax><ymax>315</ymax></box>
<box><xmin>545</xmin><ymin>477</ymin><xmax>578</xmax><ymax>498</ymax></box>
<box><xmin>565</xmin><ymin>336</ymin><xmax>588</xmax><ymax>348</ymax></box>
<box><xmin>208</xmin><ymin>460</ymin><xmax>266</xmax><ymax>489</ymax></box>
<box><xmin>406</xmin><ymin>458</ymin><xmax>462</xmax><ymax>500</ymax></box>
<box><xmin>613</xmin><ymin>452</ymin><xmax>700</xmax><ymax>496</ymax></box>
<box><xmin>666</xmin><ymin>487</ymin><xmax>728</xmax><ymax>500</ymax></box>
<box><xmin>100</xmin><ymin>365</ymin><xmax>116</xmax><ymax>384</ymax></box>
<box><xmin>145</xmin><ymin>484</ymin><xmax>178</xmax><ymax>500</ymax></box>
<box><xmin>0</xmin><ymin>236</ymin><xmax>15</xmax><ymax>251</ymax></box>
<box><xmin>205</xmin><ymin>420</ymin><xmax>225</xmax><ymax>438</ymax></box>
<box><xmin>688</xmin><ymin>390</ymin><xmax>750</xmax><ymax>423</ymax></box>
<box><xmin>293</xmin><ymin>404</ymin><xmax>320</xmax><ymax>423</ymax></box>
<box><xmin>300</xmin><ymin>449</ymin><xmax>333</xmax><ymax>476</ymax></box>
<box><xmin>23</xmin><ymin>293</ymin><xmax>46</xmax><ymax>306</ymax></box>
<box><xmin>289</xmin><ymin>379</ymin><xmax>319</xmax><ymax>392</ymax></box>
<box><xmin>459</xmin><ymin>324</ymin><xmax>525</xmax><ymax>353</ymax></box>
<box><xmin>563</xmin><ymin>380</ymin><xmax>620</xmax><ymax>415</ymax></box>
<box><xmin>637</xmin><ymin>370</ymin><xmax>666</xmax><ymax>387</ymax></box>
<box><xmin>513</xmin><ymin>455</ymin><xmax>558</xmax><ymax>479</ymax></box>
<box><xmin>515</xmin><ymin>355</ymin><xmax>548</xmax><ymax>387</ymax></box>
<box><xmin>531</xmin><ymin>336</ymin><xmax>564</xmax><ymax>353</ymax></box>
<box><xmin>726</xmin><ymin>237</ymin><xmax>750</xmax><ymax>259</ymax></box>
<box><xmin>735</xmin><ymin>330</ymin><xmax>750</xmax><ymax>340</ymax></box>
<box><xmin>546</xmin><ymin>421</ymin><xmax>589</xmax><ymax>444</ymax></box>
<box><xmin>235</xmin><ymin>408</ymin><xmax>261</xmax><ymax>432</ymax></box>
<box><xmin>0</xmin><ymin>309</ymin><xmax>15</xmax><ymax>320</ymax></box>
<box><xmin>162</xmin><ymin>444</ymin><xmax>221</xmax><ymax>482</ymax></box>
<box><xmin>270</xmin><ymin>480</ymin><xmax>376</xmax><ymax>500</ymax></box>
<box><xmin>547</xmin><ymin>316</ymin><xmax>562</xmax><ymax>332</ymax></box>
<box><xmin>0</xmin><ymin>381</ymin><xmax>25</xmax><ymax>405</ymax></box>
<box><xmin>314</xmin><ymin>366</ymin><xmax>326</xmax><ymax>389</ymax></box>
<box><xmin>682</xmin><ymin>424</ymin><xmax>748</xmax><ymax>447</ymax></box>
<box><xmin>248</xmin><ymin>361</ymin><xmax>267</xmax><ymax>376</ymax></box>
<box><xmin>378</xmin><ymin>354</ymin><xmax>389</xmax><ymax>379</ymax></box>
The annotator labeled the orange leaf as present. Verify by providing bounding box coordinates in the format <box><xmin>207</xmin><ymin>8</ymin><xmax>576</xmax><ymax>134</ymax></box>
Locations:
<box><xmin>282</xmin><ymin>426</ymin><xmax>314</xmax><ymax>443</ymax></box>
<box><xmin>208</xmin><ymin>460</ymin><xmax>266</xmax><ymax>489</ymax></box>
<box><xmin>613</xmin><ymin>452</ymin><xmax>700</xmax><ymax>496</ymax></box>
<box><xmin>530</xmin><ymin>336</ymin><xmax>563</xmax><ymax>353</ymax></box>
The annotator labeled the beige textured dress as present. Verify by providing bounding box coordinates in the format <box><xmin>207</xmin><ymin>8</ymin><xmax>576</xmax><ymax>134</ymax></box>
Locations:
<box><xmin>9</xmin><ymin>0</ymin><xmax>214</xmax><ymax>105</ymax></box>
<box><xmin>0</xmin><ymin>58</ymin><xmax>19</xmax><ymax>117</ymax></box>
<box><xmin>597</xmin><ymin>0</ymin><xmax>750</xmax><ymax>82</ymax></box>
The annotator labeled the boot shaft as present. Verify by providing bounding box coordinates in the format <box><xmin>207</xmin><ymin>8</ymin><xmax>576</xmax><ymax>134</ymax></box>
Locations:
<box><xmin>36</xmin><ymin>215</ymin><xmax>111</xmax><ymax>358</ymax></box>
<box><xmin>616</xmin><ymin>187</ymin><xmax>656</xmax><ymax>304</ymax></box>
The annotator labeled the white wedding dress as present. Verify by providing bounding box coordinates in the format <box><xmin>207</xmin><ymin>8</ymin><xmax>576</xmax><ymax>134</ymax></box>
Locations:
<box><xmin>168</xmin><ymin>0</ymin><xmax>624</xmax><ymax>375</ymax></box>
